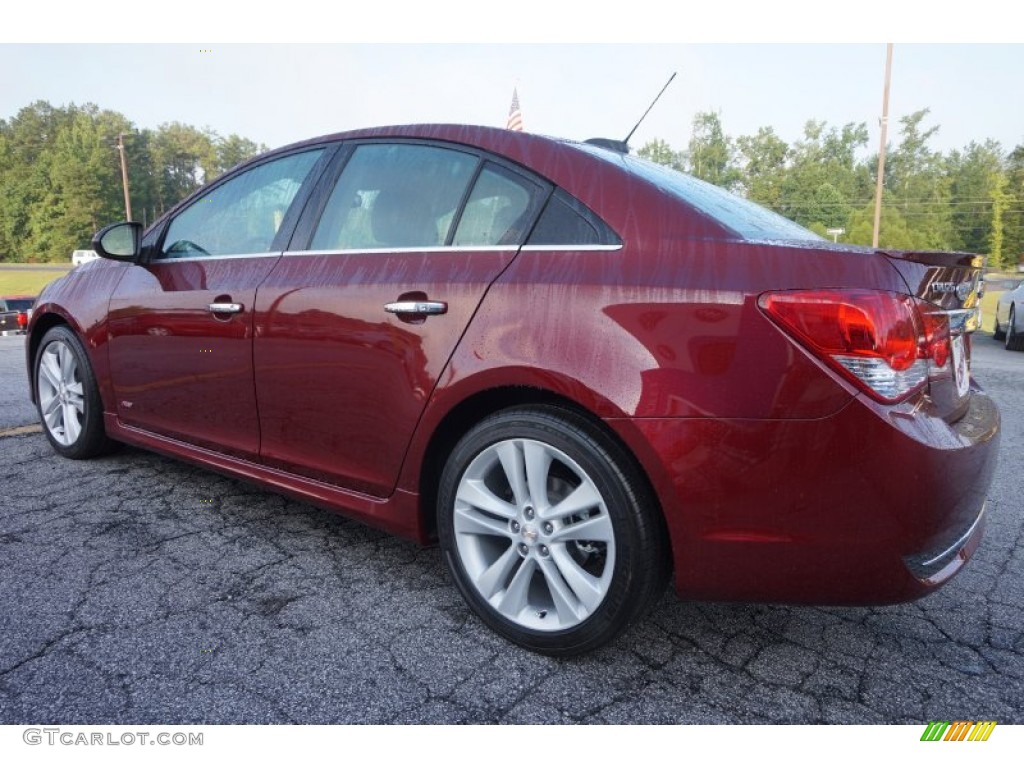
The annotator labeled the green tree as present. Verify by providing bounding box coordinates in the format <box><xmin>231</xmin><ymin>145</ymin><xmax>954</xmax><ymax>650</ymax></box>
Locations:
<box><xmin>637</xmin><ymin>138</ymin><xmax>683</xmax><ymax>170</ymax></box>
<box><xmin>125</xmin><ymin>128</ymin><xmax>161</xmax><ymax>228</ymax></box>
<box><xmin>778</xmin><ymin>120</ymin><xmax>867</xmax><ymax>233</ymax></box>
<box><xmin>685</xmin><ymin>111</ymin><xmax>741</xmax><ymax>190</ymax></box>
<box><xmin>214</xmin><ymin>133</ymin><xmax>266</xmax><ymax>176</ymax></box>
<box><xmin>735</xmin><ymin>126</ymin><xmax>789</xmax><ymax>211</ymax></box>
<box><xmin>150</xmin><ymin>122</ymin><xmax>218</xmax><ymax>213</ymax></box>
<box><xmin>0</xmin><ymin>122</ymin><xmax>12</xmax><ymax>260</ymax></box>
<box><xmin>988</xmin><ymin>171</ymin><xmax>1010</xmax><ymax>270</ymax></box>
<box><xmin>0</xmin><ymin>101</ymin><xmax>268</xmax><ymax>262</ymax></box>
<box><xmin>0</xmin><ymin>101</ymin><xmax>73</xmax><ymax>261</ymax></box>
<box><xmin>1004</xmin><ymin>144</ymin><xmax>1024</xmax><ymax>268</ymax></box>
<box><xmin>46</xmin><ymin>112</ymin><xmax>116</xmax><ymax>256</ymax></box>
<box><xmin>846</xmin><ymin>198</ymin><xmax>925</xmax><ymax>249</ymax></box>
<box><xmin>886</xmin><ymin>109</ymin><xmax>954</xmax><ymax>250</ymax></box>
<box><xmin>947</xmin><ymin>139</ymin><xmax>1004</xmax><ymax>255</ymax></box>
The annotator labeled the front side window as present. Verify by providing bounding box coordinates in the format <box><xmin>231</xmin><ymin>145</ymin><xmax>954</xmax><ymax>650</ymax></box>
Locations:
<box><xmin>160</xmin><ymin>149</ymin><xmax>323</xmax><ymax>259</ymax></box>
<box><xmin>310</xmin><ymin>144</ymin><xmax>478</xmax><ymax>251</ymax></box>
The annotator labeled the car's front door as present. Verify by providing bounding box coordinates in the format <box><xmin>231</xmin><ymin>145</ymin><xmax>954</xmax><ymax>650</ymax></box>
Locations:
<box><xmin>106</xmin><ymin>148</ymin><xmax>327</xmax><ymax>458</ymax></box>
<box><xmin>254</xmin><ymin>142</ymin><xmax>546</xmax><ymax>496</ymax></box>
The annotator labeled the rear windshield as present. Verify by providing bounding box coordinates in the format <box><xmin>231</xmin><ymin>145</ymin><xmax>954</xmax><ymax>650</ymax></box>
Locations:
<box><xmin>4</xmin><ymin>299</ymin><xmax>34</xmax><ymax>311</ymax></box>
<box><xmin>576</xmin><ymin>143</ymin><xmax>822</xmax><ymax>243</ymax></box>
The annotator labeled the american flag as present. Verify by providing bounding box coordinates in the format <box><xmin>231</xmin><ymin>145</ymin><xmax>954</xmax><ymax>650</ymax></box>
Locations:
<box><xmin>506</xmin><ymin>87</ymin><xmax>523</xmax><ymax>132</ymax></box>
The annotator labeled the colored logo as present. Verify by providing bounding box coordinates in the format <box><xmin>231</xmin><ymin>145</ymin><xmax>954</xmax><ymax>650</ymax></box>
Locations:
<box><xmin>921</xmin><ymin>721</ymin><xmax>996</xmax><ymax>742</ymax></box>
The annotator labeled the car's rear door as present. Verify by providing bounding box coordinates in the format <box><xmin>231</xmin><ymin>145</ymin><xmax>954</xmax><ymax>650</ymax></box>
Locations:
<box><xmin>106</xmin><ymin>147</ymin><xmax>330</xmax><ymax>458</ymax></box>
<box><xmin>253</xmin><ymin>141</ymin><xmax>547</xmax><ymax>496</ymax></box>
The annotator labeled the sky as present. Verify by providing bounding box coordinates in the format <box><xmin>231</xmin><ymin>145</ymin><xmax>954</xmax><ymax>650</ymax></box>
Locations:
<box><xmin>1</xmin><ymin>5</ymin><xmax>1022</xmax><ymax>161</ymax></box>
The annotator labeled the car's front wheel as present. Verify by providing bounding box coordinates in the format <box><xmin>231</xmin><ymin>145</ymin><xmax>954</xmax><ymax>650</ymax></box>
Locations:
<box><xmin>34</xmin><ymin>325</ymin><xmax>115</xmax><ymax>458</ymax></box>
<box><xmin>437</xmin><ymin>406</ymin><xmax>668</xmax><ymax>656</ymax></box>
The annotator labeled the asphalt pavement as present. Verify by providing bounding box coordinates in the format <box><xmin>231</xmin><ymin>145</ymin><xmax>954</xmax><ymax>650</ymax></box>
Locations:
<box><xmin>0</xmin><ymin>338</ymin><xmax>35</xmax><ymax>432</ymax></box>
<box><xmin>0</xmin><ymin>333</ymin><xmax>1021</xmax><ymax>724</ymax></box>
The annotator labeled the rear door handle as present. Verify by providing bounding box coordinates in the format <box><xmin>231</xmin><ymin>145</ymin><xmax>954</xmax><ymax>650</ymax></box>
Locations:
<box><xmin>384</xmin><ymin>301</ymin><xmax>447</xmax><ymax>315</ymax></box>
<box><xmin>208</xmin><ymin>302</ymin><xmax>244</xmax><ymax>314</ymax></box>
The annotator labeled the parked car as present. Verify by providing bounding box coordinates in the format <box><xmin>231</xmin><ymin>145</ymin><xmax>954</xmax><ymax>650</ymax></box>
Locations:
<box><xmin>993</xmin><ymin>279</ymin><xmax>1024</xmax><ymax>351</ymax></box>
<box><xmin>71</xmin><ymin>249</ymin><xmax>99</xmax><ymax>266</ymax></box>
<box><xmin>25</xmin><ymin>125</ymin><xmax>1000</xmax><ymax>655</ymax></box>
<box><xmin>0</xmin><ymin>296</ymin><xmax>35</xmax><ymax>335</ymax></box>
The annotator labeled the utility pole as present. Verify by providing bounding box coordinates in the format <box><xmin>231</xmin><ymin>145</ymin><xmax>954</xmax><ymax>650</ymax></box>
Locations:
<box><xmin>116</xmin><ymin>133</ymin><xmax>133</xmax><ymax>221</ymax></box>
<box><xmin>872</xmin><ymin>44</ymin><xmax>894</xmax><ymax>249</ymax></box>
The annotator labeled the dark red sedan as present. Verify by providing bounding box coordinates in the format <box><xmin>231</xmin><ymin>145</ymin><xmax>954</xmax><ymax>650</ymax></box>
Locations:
<box><xmin>25</xmin><ymin>125</ymin><xmax>1000</xmax><ymax>656</ymax></box>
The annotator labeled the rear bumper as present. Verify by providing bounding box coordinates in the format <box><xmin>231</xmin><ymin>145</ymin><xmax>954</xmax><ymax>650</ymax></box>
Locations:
<box><xmin>614</xmin><ymin>384</ymin><xmax>1000</xmax><ymax>604</ymax></box>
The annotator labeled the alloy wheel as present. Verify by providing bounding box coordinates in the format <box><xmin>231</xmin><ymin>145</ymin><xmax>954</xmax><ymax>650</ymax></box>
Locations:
<box><xmin>37</xmin><ymin>339</ymin><xmax>86</xmax><ymax>446</ymax></box>
<box><xmin>452</xmin><ymin>438</ymin><xmax>616</xmax><ymax>631</ymax></box>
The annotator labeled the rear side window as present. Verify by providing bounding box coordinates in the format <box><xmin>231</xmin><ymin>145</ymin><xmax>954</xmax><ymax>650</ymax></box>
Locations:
<box><xmin>453</xmin><ymin>164</ymin><xmax>543</xmax><ymax>246</ymax></box>
<box><xmin>311</xmin><ymin>144</ymin><xmax>478</xmax><ymax>250</ymax></box>
<box><xmin>527</xmin><ymin>189</ymin><xmax>621</xmax><ymax>247</ymax></box>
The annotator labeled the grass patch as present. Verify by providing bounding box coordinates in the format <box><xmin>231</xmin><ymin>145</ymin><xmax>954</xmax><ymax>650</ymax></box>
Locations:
<box><xmin>0</xmin><ymin>267</ymin><xmax>73</xmax><ymax>296</ymax></box>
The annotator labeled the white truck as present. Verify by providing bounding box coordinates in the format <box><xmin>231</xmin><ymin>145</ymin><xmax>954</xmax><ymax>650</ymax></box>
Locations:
<box><xmin>72</xmin><ymin>249</ymin><xmax>99</xmax><ymax>266</ymax></box>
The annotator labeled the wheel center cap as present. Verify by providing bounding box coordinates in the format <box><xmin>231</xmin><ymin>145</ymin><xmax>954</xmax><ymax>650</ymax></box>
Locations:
<box><xmin>522</xmin><ymin>525</ymin><xmax>539</xmax><ymax>543</ymax></box>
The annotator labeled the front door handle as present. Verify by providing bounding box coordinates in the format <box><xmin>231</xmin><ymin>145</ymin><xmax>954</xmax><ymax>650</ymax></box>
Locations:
<box><xmin>208</xmin><ymin>302</ymin><xmax>244</xmax><ymax>314</ymax></box>
<box><xmin>384</xmin><ymin>300</ymin><xmax>447</xmax><ymax>316</ymax></box>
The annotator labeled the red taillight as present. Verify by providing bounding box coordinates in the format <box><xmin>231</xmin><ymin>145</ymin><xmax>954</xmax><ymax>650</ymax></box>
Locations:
<box><xmin>759</xmin><ymin>289</ymin><xmax>950</xmax><ymax>403</ymax></box>
<box><xmin>919</xmin><ymin>309</ymin><xmax>951</xmax><ymax>368</ymax></box>
<box><xmin>16</xmin><ymin>311</ymin><xmax>28</xmax><ymax>329</ymax></box>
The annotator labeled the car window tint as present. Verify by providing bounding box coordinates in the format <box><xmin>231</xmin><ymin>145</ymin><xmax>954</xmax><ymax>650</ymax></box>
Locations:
<box><xmin>452</xmin><ymin>164</ymin><xmax>540</xmax><ymax>246</ymax></box>
<box><xmin>527</xmin><ymin>190</ymin><xmax>621</xmax><ymax>246</ymax></box>
<box><xmin>310</xmin><ymin>144</ymin><xmax>478</xmax><ymax>251</ymax></box>
<box><xmin>160</xmin><ymin>149</ymin><xmax>323</xmax><ymax>259</ymax></box>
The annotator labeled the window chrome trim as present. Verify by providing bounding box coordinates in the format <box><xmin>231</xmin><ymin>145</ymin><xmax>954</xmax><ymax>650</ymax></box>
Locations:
<box><xmin>520</xmin><ymin>244</ymin><xmax>623</xmax><ymax>252</ymax></box>
<box><xmin>151</xmin><ymin>243</ymin><xmax>622</xmax><ymax>262</ymax></box>
<box><xmin>151</xmin><ymin>251</ymin><xmax>283</xmax><ymax>263</ymax></box>
<box><xmin>280</xmin><ymin>244</ymin><xmax>622</xmax><ymax>257</ymax></box>
<box><xmin>283</xmin><ymin>246</ymin><xmax>520</xmax><ymax>257</ymax></box>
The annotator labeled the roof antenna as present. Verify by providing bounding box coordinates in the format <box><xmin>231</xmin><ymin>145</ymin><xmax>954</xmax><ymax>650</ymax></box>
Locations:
<box><xmin>586</xmin><ymin>72</ymin><xmax>677</xmax><ymax>154</ymax></box>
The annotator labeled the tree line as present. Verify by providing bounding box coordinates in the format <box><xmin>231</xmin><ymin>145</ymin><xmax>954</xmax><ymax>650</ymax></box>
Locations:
<box><xmin>639</xmin><ymin>109</ymin><xmax>1024</xmax><ymax>271</ymax></box>
<box><xmin>2</xmin><ymin>100</ymin><xmax>1023</xmax><ymax>269</ymax></box>
<box><xmin>0</xmin><ymin>101</ymin><xmax>266</xmax><ymax>263</ymax></box>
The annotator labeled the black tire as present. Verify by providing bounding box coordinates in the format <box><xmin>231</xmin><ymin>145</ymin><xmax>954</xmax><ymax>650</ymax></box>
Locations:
<box><xmin>992</xmin><ymin>315</ymin><xmax>1005</xmax><ymax>341</ymax></box>
<box><xmin>437</xmin><ymin>405</ymin><xmax>669</xmax><ymax>657</ymax></box>
<box><xmin>1007</xmin><ymin>306</ymin><xmax>1024</xmax><ymax>352</ymax></box>
<box><xmin>34</xmin><ymin>325</ymin><xmax>116</xmax><ymax>459</ymax></box>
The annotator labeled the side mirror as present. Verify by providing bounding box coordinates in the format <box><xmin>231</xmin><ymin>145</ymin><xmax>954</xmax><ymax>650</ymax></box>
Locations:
<box><xmin>92</xmin><ymin>222</ymin><xmax>142</xmax><ymax>262</ymax></box>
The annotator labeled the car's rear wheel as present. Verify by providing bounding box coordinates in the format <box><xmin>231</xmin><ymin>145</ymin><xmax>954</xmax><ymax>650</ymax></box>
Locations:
<box><xmin>34</xmin><ymin>325</ymin><xmax>114</xmax><ymax>459</ymax></box>
<box><xmin>992</xmin><ymin>313</ymin><xmax>1005</xmax><ymax>341</ymax></box>
<box><xmin>437</xmin><ymin>406</ymin><xmax>668</xmax><ymax>656</ymax></box>
<box><xmin>1007</xmin><ymin>306</ymin><xmax>1024</xmax><ymax>352</ymax></box>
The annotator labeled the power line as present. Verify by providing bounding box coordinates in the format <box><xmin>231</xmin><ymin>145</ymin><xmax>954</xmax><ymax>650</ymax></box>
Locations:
<box><xmin>762</xmin><ymin>198</ymin><xmax>1023</xmax><ymax>208</ymax></box>
<box><xmin>896</xmin><ymin>210</ymin><xmax>1024</xmax><ymax>217</ymax></box>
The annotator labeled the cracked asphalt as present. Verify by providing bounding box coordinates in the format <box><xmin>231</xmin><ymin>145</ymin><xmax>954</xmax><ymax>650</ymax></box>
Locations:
<box><xmin>1</xmin><ymin>333</ymin><xmax>1021</xmax><ymax>724</ymax></box>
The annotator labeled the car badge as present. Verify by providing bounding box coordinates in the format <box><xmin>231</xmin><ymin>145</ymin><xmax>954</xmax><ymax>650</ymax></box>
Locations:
<box><xmin>931</xmin><ymin>280</ymin><xmax>975</xmax><ymax>302</ymax></box>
